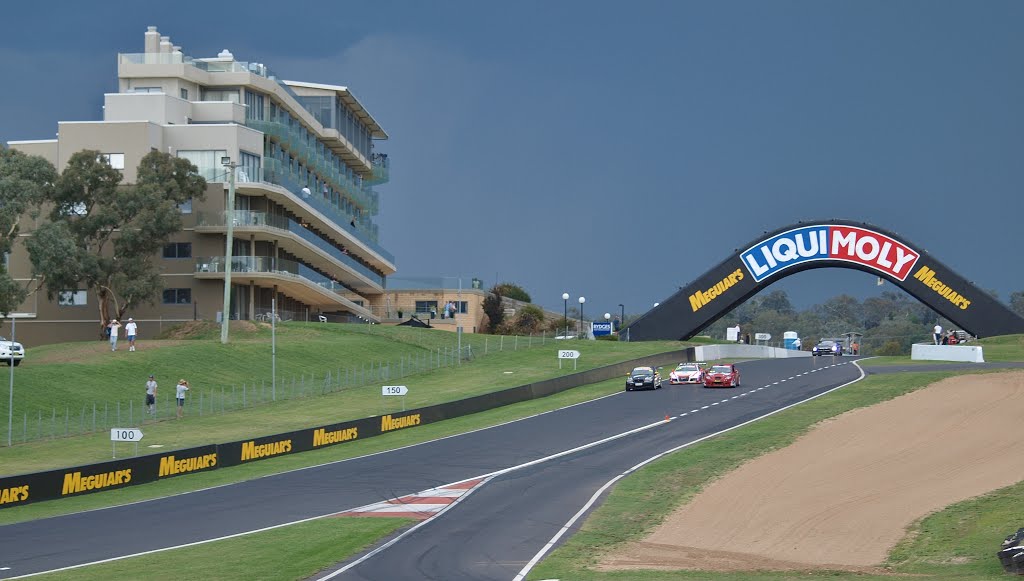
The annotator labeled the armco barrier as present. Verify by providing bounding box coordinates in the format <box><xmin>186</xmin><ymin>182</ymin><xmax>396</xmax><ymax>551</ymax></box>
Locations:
<box><xmin>0</xmin><ymin>349</ymin><xmax>693</xmax><ymax>509</ymax></box>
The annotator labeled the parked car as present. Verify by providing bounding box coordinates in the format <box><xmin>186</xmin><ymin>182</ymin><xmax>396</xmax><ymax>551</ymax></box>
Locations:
<box><xmin>669</xmin><ymin>362</ymin><xmax>706</xmax><ymax>385</ymax></box>
<box><xmin>0</xmin><ymin>336</ymin><xmax>25</xmax><ymax>366</ymax></box>
<box><xmin>704</xmin><ymin>363</ymin><xmax>740</xmax><ymax>388</ymax></box>
<box><xmin>626</xmin><ymin>366</ymin><xmax>662</xmax><ymax>391</ymax></box>
<box><xmin>811</xmin><ymin>340</ymin><xmax>843</xmax><ymax>356</ymax></box>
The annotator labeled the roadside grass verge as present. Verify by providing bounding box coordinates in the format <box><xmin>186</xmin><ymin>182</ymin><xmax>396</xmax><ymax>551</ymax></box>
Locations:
<box><xmin>28</xmin><ymin>516</ymin><xmax>414</xmax><ymax>581</ymax></box>
<box><xmin>527</xmin><ymin>368</ymin><xmax>1022</xmax><ymax>580</ymax></box>
<box><xmin>1</xmin><ymin>328</ymin><xmax>683</xmax><ymax>473</ymax></box>
<box><xmin>0</xmin><ymin>377</ymin><xmax>630</xmax><ymax>526</ymax></box>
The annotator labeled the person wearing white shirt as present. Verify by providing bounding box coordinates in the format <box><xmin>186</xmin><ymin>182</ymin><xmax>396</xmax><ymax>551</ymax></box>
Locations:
<box><xmin>933</xmin><ymin>323</ymin><xmax>942</xmax><ymax>345</ymax></box>
<box><xmin>108</xmin><ymin>319</ymin><xmax>121</xmax><ymax>351</ymax></box>
<box><xmin>176</xmin><ymin>379</ymin><xmax>190</xmax><ymax>419</ymax></box>
<box><xmin>125</xmin><ymin>318</ymin><xmax>138</xmax><ymax>352</ymax></box>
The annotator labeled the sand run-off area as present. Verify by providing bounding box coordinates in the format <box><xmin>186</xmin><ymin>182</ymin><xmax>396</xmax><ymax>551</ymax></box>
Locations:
<box><xmin>601</xmin><ymin>370</ymin><xmax>1024</xmax><ymax>573</ymax></box>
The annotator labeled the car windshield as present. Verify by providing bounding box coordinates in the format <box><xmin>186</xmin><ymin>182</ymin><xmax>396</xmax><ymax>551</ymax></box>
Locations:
<box><xmin>817</xmin><ymin>341</ymin><xmax>835</xmax><ymax>347</ymax></box>
<box><xmin>676</xmin><ymin>364</ymin><xmax>698</xmax><ymax>372</ymax></box>
<box><xmin>631</xmin><ymin>368</ymin><xmax>653</xmax><ymax>377</ymax></box>
<box><xmin>711</xmin><ymin>365</ymin><xmax>733</xmax><ymax>373</ymax></box>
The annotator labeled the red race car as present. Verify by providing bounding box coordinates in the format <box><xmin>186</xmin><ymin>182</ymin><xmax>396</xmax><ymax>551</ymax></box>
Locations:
<box><xmin>704</xmin><ymin>364</ymin><xmax>740</xmax><ymax>388</ymax></box>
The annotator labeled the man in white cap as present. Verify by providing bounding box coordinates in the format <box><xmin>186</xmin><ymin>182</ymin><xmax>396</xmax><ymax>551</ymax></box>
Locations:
<box><xmin>107</xmin><ymin>319</ymin><xmax>121</xmax><ymax>351</ymax></box>
<box><xmin>125</xmin><ymin>317</ymin><xmax>138</xmax><ymax>351</ymax></box>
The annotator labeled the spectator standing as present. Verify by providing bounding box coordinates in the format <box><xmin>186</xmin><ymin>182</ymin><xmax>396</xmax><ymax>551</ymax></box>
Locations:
<box><xmin>933</xmin><ymin>323</ymin><xmax>943</xmax><ymax>345</ymax></box>
<box><xmin>145</xmin><ymin>375</ymin><xmax>158</xmax><ymax>415</ymax></box>
<box><xmin>793</xmin><ymin>337</ymin><xmax>802</xmax><ymax>350</ymax></box>
<box><xmin>301</xmin><ymin>186</ymin><xmax>311</xmax><ymax>199</ymax></box>
<box><xmin>108</xmin><ymin>319</ymin><xmax>122</xmax><ymax>351</ymax></box>
<box><xmin>125</xmin><ymin>318</ymin><xmax>138</xmax><ymax>352</ymax></box>
<box><xmin>175</xmin><ymin>379</ymin><xmax>190</xmax><ymax>419</ymax></box>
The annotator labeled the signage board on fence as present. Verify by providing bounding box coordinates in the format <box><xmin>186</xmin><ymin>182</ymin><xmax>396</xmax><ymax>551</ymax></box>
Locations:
<box><xmin>558</xmin><ymin>350</ymin><xmax>580</xmax><ymax>359</ymax></box>
<box><xmin>592</xmin><ymin>322</ymin><xmax>613</xmax><ymax>336</ymax></box>
<box><xmin>754</xmin><ymin>332</ymin><xmax>771</xmax><ymax>341</ymax></box>
<box><xmin>382</xmin><ymin>385</ymin><xmax>409</xmax><ymax>396</ymax></box>
<box><xmin>110</xmin><ymin>428</ymin><xmax>143</xmax><ymax>442</ymax></box>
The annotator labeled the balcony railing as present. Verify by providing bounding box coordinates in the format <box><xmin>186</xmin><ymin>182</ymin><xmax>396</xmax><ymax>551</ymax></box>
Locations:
<box><xmin>196</xmin><ymin>211</ymin><xmax>385</xmax><ymax>287</ymax></box>
<box><xmin>248</xmin><ymin>117</ymin><xmax>378</xmax><ymax>214</ymax></box>
<box><xmin>253</xmin><ymin>167</ymin><xmax>394</xmax><ymax>265</ymax></box>
<box><xmin>195</xmin><ymin>256</ymin><xmax>369</xmax><ymax>303</ymax></box>
<box><xmin>369</xmin><ymin>153</ymin><xmax>390</xmax><ymax>185</ymax></box>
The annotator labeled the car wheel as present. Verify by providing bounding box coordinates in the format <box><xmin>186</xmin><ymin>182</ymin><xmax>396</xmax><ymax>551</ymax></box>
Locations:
<box><xmin>12</xmin><ymin>360</ymin><xmax>20</xmax><ymax>367</ymax></box>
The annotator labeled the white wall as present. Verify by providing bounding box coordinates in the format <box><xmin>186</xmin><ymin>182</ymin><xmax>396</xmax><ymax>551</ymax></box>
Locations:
<box><xmin>695</xmin><ymin>344</ymin><xmax>812</xmax><ymax>360</ymax></box>
<box><xmin>911</xmin><ymin>344</ymin><xmax>985</xmax><ymax>363</ymax></box>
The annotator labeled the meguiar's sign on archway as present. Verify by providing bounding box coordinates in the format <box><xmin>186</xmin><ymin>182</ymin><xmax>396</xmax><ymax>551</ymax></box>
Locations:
<box><xmin>627</xmin><ymin>220</ymin><xmax>1024</xmax><ymax>341</ymax></box>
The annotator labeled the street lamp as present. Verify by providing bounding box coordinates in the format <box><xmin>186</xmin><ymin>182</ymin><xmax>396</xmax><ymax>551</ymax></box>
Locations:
<box><xmin>618</xmin><ymin>303</ymin><xmax>625</xmax><ymax>332</ymax></box>
<box><xmin>604</xmin><ymin>312</ymin><xmax>611</xmax><ymax>336</ymax></box>
<box><xmin>578</xmin><ymin>296</ymin><xmax>585</xmax><ymax>339</ymax></box>
<box><xmin>562</xmin><ymin>292</ymin><xmax>569</xmax><ymax>338</ymax></box>
<box><xmin>220</xmin><ymin>156</ymin><xmax>238</xmax><ymax>344</ymax></box>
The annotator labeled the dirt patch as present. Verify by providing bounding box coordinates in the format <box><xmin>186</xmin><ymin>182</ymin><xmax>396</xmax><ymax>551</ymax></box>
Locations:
<box><xmin>600</xmin><ymin>371</ymin><xmax>1024</xmax><ymax>572</ymax></box>
<box><xmin>31</xmin><ymin>339</ymin><xmax>191</xmax><ymax>364</ymax></box>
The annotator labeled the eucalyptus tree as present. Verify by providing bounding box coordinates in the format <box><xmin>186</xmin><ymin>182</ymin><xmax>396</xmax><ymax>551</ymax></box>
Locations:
<box><xmin>26</xmin><ymin>149</ymin><xmax>206</xmax><ymax>333</ymax></box>
<box><xmin>0</xmin><ymin>147</ymin><xmax>57</xmax><ymax>316</ymax></box>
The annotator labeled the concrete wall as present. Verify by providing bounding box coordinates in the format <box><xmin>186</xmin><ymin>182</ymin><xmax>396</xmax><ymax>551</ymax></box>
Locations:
<box><xmin>911</xmin><ymin>343</ymin><xmax>985</xmax><ymax>363</ymax></box>
<box><xmin>695</xmin><ymin>344</ymin><xmax>813</xmax><ymax>361</ymax></box>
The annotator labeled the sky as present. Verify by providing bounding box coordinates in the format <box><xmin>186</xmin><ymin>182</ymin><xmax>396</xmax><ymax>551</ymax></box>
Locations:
<box><xmin>1</xmin><ymin>1</ymin><xmax>1022</xmax><ymax>320</ymax></box>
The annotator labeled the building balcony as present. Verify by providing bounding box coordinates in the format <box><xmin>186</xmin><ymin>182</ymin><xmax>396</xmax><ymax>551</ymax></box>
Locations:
<box><xmin>368</xmin><ymin>153</ymin><xmax>390</xmax><ymax>185</ymax></box>
<box><xmin>230</xmin><ymin>170</ymin><xmax>393</xmax><ymax>270</ymax></box>
<box><xmin>195</xmin><ymin>211</ymin><xmax>385</xmax><ymax>291</ymax></box>
<box><xmin>194</xmin><ymin>255</ymin><xmax>378</xmax><ymax>322</ymax></box>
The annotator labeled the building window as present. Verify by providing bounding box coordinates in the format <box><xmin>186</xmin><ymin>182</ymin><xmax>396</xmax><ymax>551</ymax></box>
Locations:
<box><xmin>100</xmin><ymin>153</ymin><xmax>125</xmax><ymax>170</ymax></box>
<box><xmin>239</xmin><ymin>151</ymin><xmax>261</xmax><ymax>183</ymax></box>
<box><xmin>177</xmin><ymin>150</ymin><xmax>227</xmax><ymax>182</ymax></box>
<box><xmin>58</xmin><ymin>290</ymin><xmax>88</xmax><ymax>306</ymax></box>
<box><xmin>201</xmin><ymin>88</ymin><xmax>239</xmax><ymax>103</ymax></box>
<box><xmin>458</xmin><ymin>301</ymin><xmax>468</xmax><ymax>314</ymax></box>
<box><xmin>180</xmin><ymin>88</ymin><xmax>189</xmax><ymax>100</ymax></box>
<box><xmin>163</xmin><ymin>288</ymin><xmax>192</xmax><ymax>305</ymax></box>
<box><xmin>244</xmin><ymin>90</ymin><xmax>265</xmax><ymax>121</ymax></box>
<box><xmin>178</xmin><ymin>198</ymin><xmax>193</xmax><ymax>214</ymax></box>
<box><xmin>130</xmin><ymin>87</ymin><xmax>162</xmax><ymax>94</ymax></box>
<box><xmin>415</xmin><ymin>300</ymin><xmax>438</xmax><ymax>314</ymax></box>
<box><xmin>162</xmin><ymin>242</ymin><xmax>192</xmax><ymax>259</ymax></box>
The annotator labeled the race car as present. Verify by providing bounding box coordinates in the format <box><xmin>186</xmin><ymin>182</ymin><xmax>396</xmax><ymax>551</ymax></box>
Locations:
<box><xmin>811</xmin><ymin>340</ymin><xmax>843</xmax><ymax>356</ymax></box>
<box><xmin>704</xmin><ymin>364</ymin><xmax>740</xmax><ymax>388</ymax></box>
<box><xmin>626</xmin><ymin>366</ymin><xmax>662</xmax><ymax>391</ymax></box>
<box><xmin>669</xmin><ymin>362</ymin><xmax>705</xmax><ymax>384</ymax></box>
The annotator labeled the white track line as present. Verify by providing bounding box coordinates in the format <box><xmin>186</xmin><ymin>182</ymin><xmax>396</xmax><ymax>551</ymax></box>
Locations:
<box><xmin>514</xmin><ymin>362</ymin><xmax>867</xmax><ymax>581</ymax></box>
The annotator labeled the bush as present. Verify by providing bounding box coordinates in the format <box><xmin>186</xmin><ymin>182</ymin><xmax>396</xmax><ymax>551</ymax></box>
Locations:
<box><xmin>876</xmin><ymin>340</ymin><xmax>905</xmax><ymax>356</ymax></box>
<box><xmin>596</xmin><ymin>334</ymin><xmax>619</xmax><ymax>341</ymax></box>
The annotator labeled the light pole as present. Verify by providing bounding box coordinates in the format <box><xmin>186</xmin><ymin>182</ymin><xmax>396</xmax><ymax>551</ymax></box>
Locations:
<box><xmin>220</xmin><ymin>157</ymin><xmax>237</xmax><ymax>344</ymax></box>
<box><xmin>7</xmin><ymin>317</ymin><xmax>14</xmax><ymax>447</ymax></box>
<box><xmin>604</xmin><ymin>312</ymin><xmax>611</xmax><ymax>337</ymax></box>
<box><xmin>578</xmin><ymin>296</ymin><xmax>585</xmax><ymax>339</ymax></box>
<box><xmin>618</xmin><ymin>303</ymin><xmax>625</xmax><ymax>333</ymax></box>
<box><xmin>562</xmin><ymin>292</ymin><xmax>569</xmax><ymax>338</ymax></box>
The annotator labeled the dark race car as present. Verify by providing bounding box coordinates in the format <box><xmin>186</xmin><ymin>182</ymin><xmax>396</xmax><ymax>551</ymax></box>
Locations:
<box><xmin>811</xmin><ymin>340</ymin><xmax>843</xmax><ymax>356</ymax></box>
<box><xmin>704</xmin><ymin>364</ymin><xmax>740</xmax><ymax>388</ymax></box>
<box><xmin>626</xmin><ymin>366</ymin><xmax>662</xmax><ymax>391</ymax></box>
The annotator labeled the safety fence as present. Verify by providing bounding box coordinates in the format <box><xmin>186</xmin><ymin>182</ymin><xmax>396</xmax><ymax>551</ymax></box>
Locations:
<box><xmin>0</xmin><ymin>349</ymin><xmax>691</xmax><ymax>508</ymax></box>
<box><xmin>4</xmin><ymin>331</ymin><xmax>576</xmax><ymax>445</ymax></box>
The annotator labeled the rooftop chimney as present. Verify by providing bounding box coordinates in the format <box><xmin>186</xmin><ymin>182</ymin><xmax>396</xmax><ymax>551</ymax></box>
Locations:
<box><xmin>159</xmin><ymin>36</ymin><xmax>172</xmax><ymax>54</ymax></box>
<box><xmin>145</xmin><ymin>26</ymin><xmax>160</xmax><ymax>54</ymax></box>
<box><xmin>217</xmin><ymin>49</ymin><xmax>235</xmax><ymax>60</ymax></box>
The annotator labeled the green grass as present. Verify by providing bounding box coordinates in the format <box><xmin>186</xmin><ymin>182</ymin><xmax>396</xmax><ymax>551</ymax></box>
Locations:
<box><xmin>527</xmin><ymin>366</ymin><xmax>1024</xmax><ymax>580</ymax></box>
<box><xmin>0</xmin><ymin>323</ymin><xmax>685</xmax><ymax>473</ymax></box>
<box><xmin>858</xmin><ymin>334</ymin><xmax>1024</xmax><ymax>366</ymax></box>
<box><xmin>29</xmin><ymin>516</ymin><xmax>414</xmax><ymax>581</ymax></box>
<box><xmin>9</xmin><ymin>332</ymin><xmax>1024</xmax><ymax>580</ymax></box>
<box><xmin>0</xmin><ymin>376</ymin><xmax>635</xmax><ymax>526</ymax></box>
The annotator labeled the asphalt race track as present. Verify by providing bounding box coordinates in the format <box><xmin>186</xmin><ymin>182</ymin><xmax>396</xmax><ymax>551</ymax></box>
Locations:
<box><xmin>1</xmin><ymin>356</ymin><xmax>866</xmax><ymax>579</ymax></box>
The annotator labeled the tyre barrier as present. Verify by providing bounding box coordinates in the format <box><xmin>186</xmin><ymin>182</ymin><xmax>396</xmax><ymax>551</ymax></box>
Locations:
<box><xmin>0</xmin><ymin>348</ymin><xmax>695</xmax><ymax>509</ymax></box>
<box><xmin>998</xmin><ymin>527</ymin><xmax>1024</xmax><ymax>575</ymax></box>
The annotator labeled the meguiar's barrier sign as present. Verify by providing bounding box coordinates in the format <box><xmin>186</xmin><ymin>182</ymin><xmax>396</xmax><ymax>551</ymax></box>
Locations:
<box><xmin>0</xmin><ymin>350</ymin><xmax>691</xmax><ymax>509</ymax></box>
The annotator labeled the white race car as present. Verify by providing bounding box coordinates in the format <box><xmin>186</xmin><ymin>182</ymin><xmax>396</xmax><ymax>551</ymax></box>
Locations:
<box><xmin>669</xmin><ymin>362</ymin><xmax>705</xmax><ymax>385</ymax></box>
<box><xmin>0</xmin><ymin>336</ymin><xmax>24</xmax><ymax>366</ymax></box>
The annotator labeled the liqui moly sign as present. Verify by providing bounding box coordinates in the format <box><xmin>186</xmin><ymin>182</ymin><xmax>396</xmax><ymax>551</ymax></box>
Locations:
<box><xmin>741</xmin><ymin>225</ymin><xmax>920</xmax><ymax>282</ymax></box>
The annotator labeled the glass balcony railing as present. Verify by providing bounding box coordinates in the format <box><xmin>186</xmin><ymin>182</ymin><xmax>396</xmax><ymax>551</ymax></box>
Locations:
<box><xmin>369</xmin><ymin>153</ymin><xmax>390</xmax><ymax>185</ymax></box>
<box><xmin>196</xmin><ymin>211</ymin><xmax>385</xmax><ymax>287</ymax></box>
<box><xmin>248</xmin><ymin>116</ymin><xmax>377</xmax><ymax>213</ymax></box>
<box><xmin>194</xmin><ymin>256</ymin><xmax>371</xmax><ymax>310</ymax></box>
<box><xmin>261</xmin><ymin>168</ymin><xmax>394</xmax><ymax>265</ymax></box>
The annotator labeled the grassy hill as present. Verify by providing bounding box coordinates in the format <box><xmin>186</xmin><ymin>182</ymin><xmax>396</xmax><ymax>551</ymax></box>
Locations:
<box><xmin>0</xmin><ymin>321</ymin><xmax>685</xmax><ymax>473</ymax></box>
